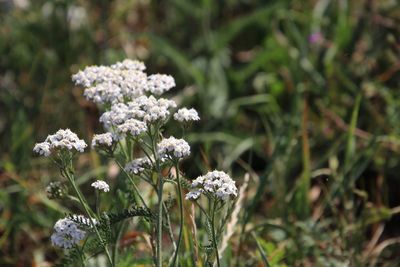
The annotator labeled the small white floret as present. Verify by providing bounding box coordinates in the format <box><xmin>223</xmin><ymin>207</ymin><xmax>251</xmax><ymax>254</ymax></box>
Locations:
<box><xmin>33</xmin><ymin>129</ymin><xmax>87</xmax><ymax>156</ymax></box>
<box><xmin>91</xmin><ymin>180</ymin><xmax>110</xmax><ymax>192</ymax></box>
<box><xmin>117</xmin><ymin>119</ymin><xmax>147</xmax><ymax>137</ymax></box>
<box><xmin>91</xmin><ymin>133</ymin><xmax>114</xmax><ymax>148</ymax></box>
<box><xmin>157</xmin><ymin>137</ymin><xmax>190</xmax><ymax>159</ymax></box>
<box><xmin>173</xmin><ymin>108</ymin><xmax>200</xmax><ymax>122</ymax></box>
<box><xmin>33</xmin><ymin>142</ymin><xmax>51</xmax><ymax>157</ymax></box>
<box><xmin>186</xmin><ymin>171</ymin><xmax>237</xmax><ymax>201</ymax></box>
<box><xmin>125</xmin><ymin>157</ymin><xmax>151</xmax><ymax>174</ymax></box>
<box><xmin>146</xmin><ymin>74</ymin><xmax>175</xmax><ymax>95</ymax></box>
<box><xmin>51</xmin><ymin>217</ymin><xmax>86</xmax><ymax>249</ymax></box>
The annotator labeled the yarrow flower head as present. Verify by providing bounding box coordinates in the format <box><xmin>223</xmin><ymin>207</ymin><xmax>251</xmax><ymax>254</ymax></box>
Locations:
<box><xmin>117</xmin><ymin>119</ymin><xmax>147</xmax><ymax>137</ymax></box>
<box><xmin>91</xmin><ymin>133</ymin><xmax>114</xmax><ymax>148</ymax></box>
<box><xmin>174</xmin><ymin>108</ymin><xmax>200</xmax><ymax>122</ymax></box>
<box><xmin>33</xmin><ymin>129</ymin><xmax>87</xmax><ymax>157</ymax></box>
<box><xmin>186</xmin><ymin>171</ymin><xmax>238</xmax><ymax>200</ymax></box>
<box><xmin>157</xmin><ymin>137</ymin><xmax>190</xmax><ymax>159</ymax></box>
<box><xmin>72</xmin><ymin>59</ymin><xmax>146</xmax><ymax>87</ymax></box>
<box><xmin>110</xmin><ymin>59</ymin><xmax>146</xmax><ymax>71</ymax></box>
<box><xmin>91</xmin><ymin>180</ymin><xmax>110</xmax><ymax>192</ymax></box>
<box><xmin>132</xmin><ymin>95</ymin><xmax>177</xmax><ymax>123</ymax></box>
<box><xmin>33</xmin><ymin>142</ymin><xmax>51</xmax><ymax>157</ymax></box>
<box><xmin>99</xmin><ymin>96</ymin><xmax>176</xmax><ymax>129</ymax></box>
<box><xmin>125</xmin><ymin>157</ymin><xmax>152</xmax><ymax>174</ymax></box>
<box><xmin>72</xmin><ymin>60</ymin><xmax>148</xmax><ymax>104</ymax></box>
<box><xmin>99</xmin><ymin>102</ymin><xmax>135</xmax><ymax>128</ymax></box>
<box><xmin>51</xmin><ymin>217</ymin><xmax>86</xmax><ymax>249</ymax></box>
<box><xmin>146</xmin><ymin>74</ymin><xmax>175</xmax><ymax>95</ymax></box>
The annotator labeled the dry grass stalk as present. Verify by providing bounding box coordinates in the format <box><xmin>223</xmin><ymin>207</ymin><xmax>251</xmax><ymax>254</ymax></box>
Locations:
<box><xmin>217</xmin><ymin>173</ymin><xmax>250</xmax><ymax>258</ymax></box>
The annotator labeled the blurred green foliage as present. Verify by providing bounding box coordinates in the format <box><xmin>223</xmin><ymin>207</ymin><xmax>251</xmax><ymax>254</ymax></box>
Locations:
<box><xmin>1</xmin><ymin>0</ymin><xmax>400</xmax><ymax>266</ymax></box>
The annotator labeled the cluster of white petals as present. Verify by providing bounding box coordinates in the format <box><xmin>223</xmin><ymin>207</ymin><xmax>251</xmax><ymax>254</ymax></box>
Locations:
<box><xmin>99</xmin><ymin>102</ymin><xmax>135</xmax><ymax>128</ymax></box>
<box><xmin>110</xmin><ymin>59</ymin><xmax>146</xmax><ymax>71</ymax></box>
<box><xmin>117</xmin><ymin>119</ymin><xmax>147</xmax><ymax>137</ymax></box>
<box><xmin>33</xmin><ymin>129</ymin><xmax>87</xmax><ymax>156</ymax></box>
<box><xmin>72</xmin><ymin>59</ymin><xmax>176</xmax><ymax>105</ymax></box>
<box><xmin>99</xmin><ymin>96</ymin><xmax>176</xmax><ymax>128</ymax></box>
<box><xmin>81</xmin><ymin>71</ymin><xmax>147</xmax><ymax>104</ymax></box>
<box><xmin>91</xmin><ymin>133</ymin><xmax>114</xmax><ymax>148</ymax></box>
<box><xmin>186</xmin><ymin>171</ymin><xmax>237</xmax><ymax>200</ymax></box>
<box><xmin>51</xmin><ymin>217</ymin><xmax>86</xmax><ymax>249</ymax></box>
<box><xmin>91</xmin><ymin>180</ymin><xmax>110</xmax><ymax>192</ymax></box>
<box><xmin>173</xmin><ymin>108</ymin><xmax>200</xmax><ymax>122</ymax></box>
<box><xmin>137</xmin><ymin>96</ymin><xmax>177</xmax><ymax>123</ymax></box>
<box><xmin>147</xmin><ymin>74</ymin><xmax>175</xmax><ymax>95</ymax></box>
<box><xmin>72</xmin><ymin>59</ymin><xmax>146</xmax><ymax>87</ymax></box>
<box><xmin>125</xmin><ymin>157</ymin><xmax>151</xmax><ymax>174</ymax></box>
<box><xmin>157</xmin><ymin>137</ymin><xmax>190</xmax><ymax>159</ymax></box>
<box><xmin>33</xmin><ymin>142</ymin><xmax>51</xmax><ymax>157</ymax></box>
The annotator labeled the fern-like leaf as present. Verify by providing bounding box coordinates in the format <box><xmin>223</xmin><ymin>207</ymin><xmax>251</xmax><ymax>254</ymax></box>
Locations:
<box><xmin>54</xmin><ymin>247</ymin><xmax>81</xmax><ymax>267</ymax></box>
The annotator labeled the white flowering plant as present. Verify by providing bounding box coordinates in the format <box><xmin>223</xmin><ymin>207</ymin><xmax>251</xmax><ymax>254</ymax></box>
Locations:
<box><xmin>34</xmin><ymin>59</ymin><xmax>240</xmax><ymax>267</ymax></box>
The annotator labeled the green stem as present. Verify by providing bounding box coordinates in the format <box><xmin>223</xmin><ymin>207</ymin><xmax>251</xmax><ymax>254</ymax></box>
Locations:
<box><xmin>164</xmin><ymin>202</ymin><xmax>177</xmax><ymax>253</ymax></box>
<box><xmin>112</xmin><ymin>221</ymin><xmax>126</xmax><ymax>266</ymax></box>
<box><xmin>148</xmin><ymin>125</ymin><xmax>164</xmax><ymax>267</ymax></box>
<box><xmin>171</xmin><ymin>163</ymin><xmax>184</xmax><ymax>266</ymax></box>
<box><xmin>115</xmin><ymin>160</ymin><xmax>149</xmax><ymax>211</ymax></box>
<box><xmin>115</xmin><ymin>160</ymin><xmax>151</xmax><ymax>234</ymax></box>
<box><xmin>75</xmin><ymin>245</ymin><xmax>86</xmax><ymax>267</ymax></box>
<box><xmin>157</xmin><ymin>177</ymin><xmax>164</xmax><ymax>267</ymax></box>
<box><xmin>211</xmin><ymin>200</ymin><xmax>221</xmax><ymax>267</ymax></box>
<box><xmin>66</xmin><ymin>171</ymin><xmax>114</xmax><ymax>267</ymax></box>
<box><xmin>95</xmin><ymin>190</ymin><xmax>100</xmax><ymax>217</ymax></box>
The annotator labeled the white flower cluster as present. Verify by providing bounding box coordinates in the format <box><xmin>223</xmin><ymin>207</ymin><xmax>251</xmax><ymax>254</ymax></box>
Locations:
<box><xmin>117</xmin><ymin>119</ymin><xmax>147</xmax><ymax>137</ymax></box>
<box><xmin>173</xmin><ymin>108</ymin><xmax>200</xmax><ymax>122</ymax></box>
<box><xmin>91</xmin><ymin>133</ymin><xmax>114</xmax><ymax>148</ymax></box>
<box><xmin>157</xmin><ymin>137</ymin><xmax>190</xmax><ymax>159</ymax></box>
<box><xmin>137</xmin><ymin>96</ymin><xmax>177</xmax><ymax>123</ymax></box>
<box><xmin>51</xmin><ymin>217</ymin><xmax>86</xmax><ymax>249</ymax></box>
<box><xmin>125</xmin><ymin>157</ymin><xmax>151</xmax><ymax>174</ymax></box>
<box><xmin>91</xmin><ymin>180</ymin><xmax>110</xmax><ymax>192</ymax></box>
<box><xmin>33</xmin><ymin>129</ymin><xmax>87</xmax><ymax>157</ymax></box>
<box><xmin>111</xmin><ymin>59</ymin><xmax>146</xmax><ymax>71</ymax></box>
<box><xmin>99</xmin><ymin>96</ymin><xmax>176</xmax><ymax>129</ymax></box>
<box><xmin>186</xmin><ymin>171</ymin><xmax>238</xmax><ymax>200</ymax></box>
<box><xmin>72</xmin><ymin>59</ymin><xmax>175</xmax><ymax>104</ymax></box>
<box><xmin>147</xmin><ymin>74</ymin><xmax>175</xmax><ymax>95</ymax></box>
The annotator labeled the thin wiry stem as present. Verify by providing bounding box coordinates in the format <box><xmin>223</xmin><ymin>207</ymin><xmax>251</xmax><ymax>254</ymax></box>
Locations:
<box><xmin>211</xmin><ymin>200</ymin><xmax>221</xmax><ymax>267</ymax></box>
<box><xmin>148</xmin><ymin>124</ymin><xmax>164</xmax><ymax>267</ymax></box>
<box><xmin>75</xmin><ymin>244</ymin><xmax>86</xmax><ymax>267</ymax></box>
<box><xmin>156</xmin><ymin>175</ymin><xmax>164</xmax><ymax>267</ymax></box>
<box><xmin>64</xmin><ymin>170</ymin><xmax>114</xmax><ymax>266</ymax></box>
<box><xmin>112</xmin><ymin>221</ymin><xmax>126</xmax><ymax>266</ymax></box>
<box><xmin>164</xmin><ymin>201</ymin><xmax>177</xmax><ymax>252</ymax></box>
<box><xmin>115</xmin><ymin>160</ymin><xmax>149</xmax><ymax>211</ymax></box>
<box><xmin>171</xmin><ymin>162</ymin><xmax>184</xmax><ymax>266</ymax></box>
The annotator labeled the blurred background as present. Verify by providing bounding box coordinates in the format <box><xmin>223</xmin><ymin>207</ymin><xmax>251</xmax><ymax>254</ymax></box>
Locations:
<box><xmin>1</xmin><ymin>0</ymin><xmax>399</xmax><ymax>266</ymax></box>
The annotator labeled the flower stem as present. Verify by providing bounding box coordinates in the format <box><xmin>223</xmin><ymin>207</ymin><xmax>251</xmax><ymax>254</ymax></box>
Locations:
<box><xmin>115</xmin><ymin>160</ymin><xmax>149</xmax><ymax>211</ymax></box>
<box><xmin>113</xmin><ymin>221</ymin><xmax>126</xmax><ymax>266</ymax></box>
<box><xmin>65</xmin><ymin>171</ymin><xmax>114</xmax><ymax>267</ymax></box>
<box><xmin>148</xmin><ymin>124</ymin><xmax>165</xmax><ymax>267</ymax></box>
<box><xmin>211</xmin><ymin>200</ymin><xmax>221</xmax><ymax>267</ymax></box>
<box><xmin>171</xmin><ymin>163</ymin><xmax>184</xmax><ymax>266</ymax></box>
<box><xmin>157</xmin><ymin>177</ymin><xmax>164</xmax><ymax>267</ymax></box>
<box><xmin>75</xmin><ymin>245</ymin><xmax>86</xmax><ymax>267</ymax></box>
